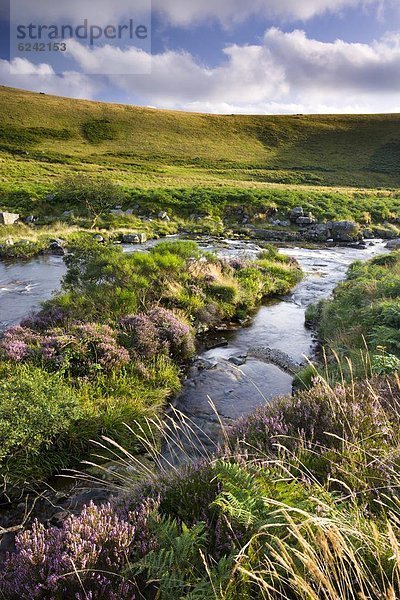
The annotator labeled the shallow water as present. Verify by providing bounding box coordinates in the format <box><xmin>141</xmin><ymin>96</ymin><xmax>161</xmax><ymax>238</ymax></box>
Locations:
<box><xmin>0</xmin><ymin>235</ymin><xmax>180</xmax><ymax>330</ymax></box>
<box><xmin>0</xmin><ymin>256</ymin><xmax>66</xmax><ymax>330</ymax></box>
<box><xmin>167</xmin><ymin>240</ymin><xmax>389</xmax><ymax>458</ymax></box>
<box><xmin>0</xmin><ymin>238</ymin><xmax>389</xmax><ymax>461</ymax></box>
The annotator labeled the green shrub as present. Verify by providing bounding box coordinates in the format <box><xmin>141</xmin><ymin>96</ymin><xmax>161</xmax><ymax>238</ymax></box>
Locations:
<box><xmin>0</xmin><ymin>239</ymin><xmax>47</xmax><ymax>259</ymax></box>
<box><xmin>206</xmin><ymin>283</ymin><xmax>238</xmax><ymax>304</ymax></box>
<box><xmin>313</xmin><ymin>251</ymin><xmax>400</xmax><ymax>362</ymax></box>
<box><xmin>81</xmin><ymin>119</ymin><xmax>116</xmax><ymax>144</ymax></box>
<box><xmin>305</xmin><ymin>300</ymin><xmax>323</xmax><ymax>328</ymax></box>
<box><xmin>0</xmin><ymin>364</ymin><xmax>80</xmax><ymax>480</ymax></box>
<box><xmin>372</xmin><ymin>353</ymin><xmax>400</xmax><ymax>375</ymax></box>
<box><xmin>54</xmin><ymin>175</ymin><xmax>126</xmax><ymax>225</ymax></box>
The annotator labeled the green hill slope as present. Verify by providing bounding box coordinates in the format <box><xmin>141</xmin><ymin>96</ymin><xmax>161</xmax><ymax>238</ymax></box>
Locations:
<box><xmin>0</xmin><ymin>85</ymin><xmax>400</xmax><ymax>195</ymax></box>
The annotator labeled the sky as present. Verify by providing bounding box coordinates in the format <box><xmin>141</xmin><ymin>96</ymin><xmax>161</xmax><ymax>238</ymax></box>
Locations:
<box><xmin>1</xmin><ymin>0</ymin><xmax>400</xmax><ymax>114</ymax></box>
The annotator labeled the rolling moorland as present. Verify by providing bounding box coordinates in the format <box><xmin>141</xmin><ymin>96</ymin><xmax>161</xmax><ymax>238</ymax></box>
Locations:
<box><xmin>0</xmin><ymin>87</ymin><xmax>400</xmax><ymax>598</ymax></box>
<box><xmin>1</xmin><ymin>85</ymin><xmax>400</xmax><ymax>197</ymax></box>
<box><xmin>1</xmin><ymin>85</ymin><xmax>400</xmax><ymax>258</ymax></box>
<box><xmin>1</xmin><ymin>85</ymin><xmax>400</xmax><ymax>191</ymax></box>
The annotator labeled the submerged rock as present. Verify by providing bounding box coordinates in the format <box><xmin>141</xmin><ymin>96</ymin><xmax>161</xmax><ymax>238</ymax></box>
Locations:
<box><xmin>194</xmin><ymin>358</ymin><xmax>218</xmax><ymax>371</ymax></box>
<box><xmin>248</xmin><ymin>346</ymin><xmax>304</xmax><ymax>374</ymax></box>
<box><xmin>386</xmin><ymin>239</ymin><xmax>400</xmax><ymax>249</ymax></box>
<box><xmin>228</xmin><ymin>354</ymin><xmax>247</xmax><ymax>367</ymax></box>
<box><xmin>206</xmin><ymin>338</ymin><xmax>229</xmax><ymax>351</ymax></box>
<box><xmin>121</xmin><ymin>233</ymin><xmax>147</xmax><ymax>244</ymax></box>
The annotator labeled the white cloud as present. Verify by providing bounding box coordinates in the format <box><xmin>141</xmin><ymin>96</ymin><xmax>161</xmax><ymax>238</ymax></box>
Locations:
<box><xmin>153</xmin><ymin>0</ymin><xmax>380</xmax><ymax>26</ymax></box>
<box><xmin>66</xmin><ymin>42</ymin><xmax>152</xmax><ymax>75</ymax></box>
<box><xmin>8</xmin><ymin>0</ymin><xmax>392</xmax><ymax>28</ymax></box>
<box><xmin>63</xmin><ymin>29</ymin><xmax>400</xmax><ymax>113</ymax></box>
<box><xmin>66</xmin><ymin>39</ymin><xmax>287</xmax><ymax>102</ymax></box>
<box><xmin>263</xmin><ymin>28</ymin><xmax>400</xmax><ymax>93</ymax></box>
<box><xmin>0</xmin><ymin>58</ymin><xmax>98</xmax><ymax>98</ymax></box>
<box><xmin>2</xmin><ymin>28</ymin><xmax>400</xmax><ymax>114</ymax></box>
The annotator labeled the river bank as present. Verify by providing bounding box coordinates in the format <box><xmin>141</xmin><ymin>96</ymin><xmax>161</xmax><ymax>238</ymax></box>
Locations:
<box><xmin>0</xmin><ymin>238</ymin><xmax>388</xmax><ymax>471</ymax></box>
<box><xmin>0</xmin><ymin>235</ymin><xmax>390</xmax><ymax>566</ymax></box>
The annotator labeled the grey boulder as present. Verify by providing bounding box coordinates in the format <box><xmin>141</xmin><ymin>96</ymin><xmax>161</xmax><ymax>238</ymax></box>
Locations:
<box><xmin>48</xmin><ymin>241</ymin><xmax>66</xmax><ymax>256</ymax></box>
<box><xmin>386</xmin><ymin>239</ymin><xmax>400</xmax><ymax>249</ymax></box>
<box><xmin>0</xmin><ymin>212</ymin><xmax>19</xmax><ymax>225</ymax></box>
<box><xmin>330</xmin><ymin>221</ymin><xmax>361</xmax><ymax>242</ymax></box>
<box><xmin>121</xmin><ymin>233</ymin><xmax>147</xmax><ymax>244</ymax></box>
<box><xmin>289</xmin><ymin>207</ymin><xmax>304</xmax><ymax>222</ymax></box>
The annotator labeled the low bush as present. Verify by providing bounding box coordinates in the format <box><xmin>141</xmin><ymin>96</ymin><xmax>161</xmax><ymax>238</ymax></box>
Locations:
<box><xmin>1</xmin><ymin>323</ymin><xmax>130</xmax><ymax>377</ymax></box>
<box><xmin>54</xmin><ymin>175</ymin><xmax>126</xmax><ymax>226</ymax></box>
<box><xmin>0</xmin><ymin>365</ymin><xmax>80</xmax><ymax>481</ymax></box>
<box><xmin>120</xmin><ymin>307</ymin><xmax>195</xmax><ymax>362</ymax></box>
<box><xmin>2</xmin><ymin>375</ymin><xmax>400</xmax><ymax>598</ymax></box>
<box><xmin>206</xmin><ymin>282</ymin><xmax>238</xmax><ymax>304</ymax></box>
<box><xmin>310</xmin><ymin>250</ymin><xmax>400</xmax><ymax>361</ymax></box>
<box><xmin>0</xmin><ymin>239</ymin><xmax>47</xmax><ymax>260</ymax></box>
<box><xmin>41</xmin><ymin>239</ymin><xmax>300</xmax><ymax>328</ymax></box>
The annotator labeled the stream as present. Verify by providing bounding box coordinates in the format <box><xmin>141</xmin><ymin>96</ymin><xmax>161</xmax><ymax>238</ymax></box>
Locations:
<box><xmin>0</xmin><ymin>238</ymin><xmax>389</xmax><ymax>536</ymax></box>
<box><xmin>0</xmin><ymin>238</ymin><xmax>388</xmax><ymax>454</ymax></box>
<box><xmin>161</xmin><ymin>239</ymin><xmax>389</xmax><ymax>461</ymax></box>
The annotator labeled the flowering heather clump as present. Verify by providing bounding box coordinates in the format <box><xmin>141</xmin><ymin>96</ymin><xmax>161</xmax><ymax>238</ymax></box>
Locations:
<box><xmin>229</xmin><ymin>407</ymin><xmax>290</xmax><ymax>454</ymax></box>
<box><xmin>120</xmin><ymin>313</ymin><xmax>163</xmax><ymax>358</ymax></box>
<box><xmin>1</xmin><ymin>323</ymin><xmax>130</xmax><ymax>376</ymax></box>
<box><xmin>148</xmin><ymin>307</ymin><xmax>195</xmax><ymax>360</ymax></box>
<box><xmin>229</xmin><ymin>378</ymin><xmax>398</xmax><ymax>457</ymax></box>
<box><xmin>69</xmin><ymin>323</ymin><xmax>130</xmax><ymax>375</ymax></box>
<box><xmin>120</xmin><ymin>307</ymin><xmax>195</xmax><ymax>362</ymax></box>
<box><xmin>21</xmin><ymin>307</ymin><xmax>69</xmax><ymax>331</ymax></box>
<box><xmin>0</xmin><ymin>500</ymin><xmax>158</xmax><ymax>600</ymax></box>
<box><xmin>0</xmin><ymin>326</ymin><xmax>40</xmax><ymax>362</ymax></box>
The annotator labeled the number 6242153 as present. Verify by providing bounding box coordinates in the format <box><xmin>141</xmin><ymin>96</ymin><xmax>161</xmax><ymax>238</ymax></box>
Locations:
<box><xmin>17</xmin><ymin>42</ymin><xmax>67</xmax><ymax>52</ymax></box>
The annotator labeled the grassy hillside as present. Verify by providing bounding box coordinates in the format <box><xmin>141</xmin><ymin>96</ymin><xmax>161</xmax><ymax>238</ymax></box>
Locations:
<box><xmin>1</xmin><ymin>85</ymin><xmax>400</xmax><ymax>198</ymax></box>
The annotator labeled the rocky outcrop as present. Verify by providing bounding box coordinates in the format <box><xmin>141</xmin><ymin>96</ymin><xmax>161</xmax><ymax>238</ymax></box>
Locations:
<box><xmin>303</xmin><ymin>223</ymin><xmax>331</xmax><ymax>242</ymax></box>
<box><xmin>250</xmin><ymin>228</ymin><xmax>301</xmax><ymax>242</ymax></box>
<box><xmin>374</xmin><ymin>226</ymin><xmax>399</xmax><ymax>240</ymax></box>
<box><xmin>330</xmin><ymin>221</ymin><xmax>361</xmax><ymax>243</ymax></box>
<box><xmin>269</xmin><ymin>219</ymin><xmax>291</xmax><ymax>227</ymax></box>
<box><xmin>121</xmin><ymin>233</ymin><xmax>147</xmax><ymax>244</ymax></box>
<box><xmin>0</xmin><ymin>212</ymin><xmax>19</xmax><ymax>225</ymax></box>
<box><xmin>47</xmin><ymin>239</ymin><xmax>66</xmax><ymax>256</ymax></box>
<box><xmin>386</xmin><ymin>239</ymin><xmax>400</xmax><ymax>249</ymax></box>
<box><xmin>297</xmin><ymin>216</ymin><xmax>317</xmax><ymax>226</ymax></box>
<box><xmin>282</xmin><ymin>207</ymin><xmax>362</xmax><ymax>244</ymax></box>
<box><xmin>289</xmin><ymin>207</ymin><xmax>304</xmax><ymax>222</ymax></box>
